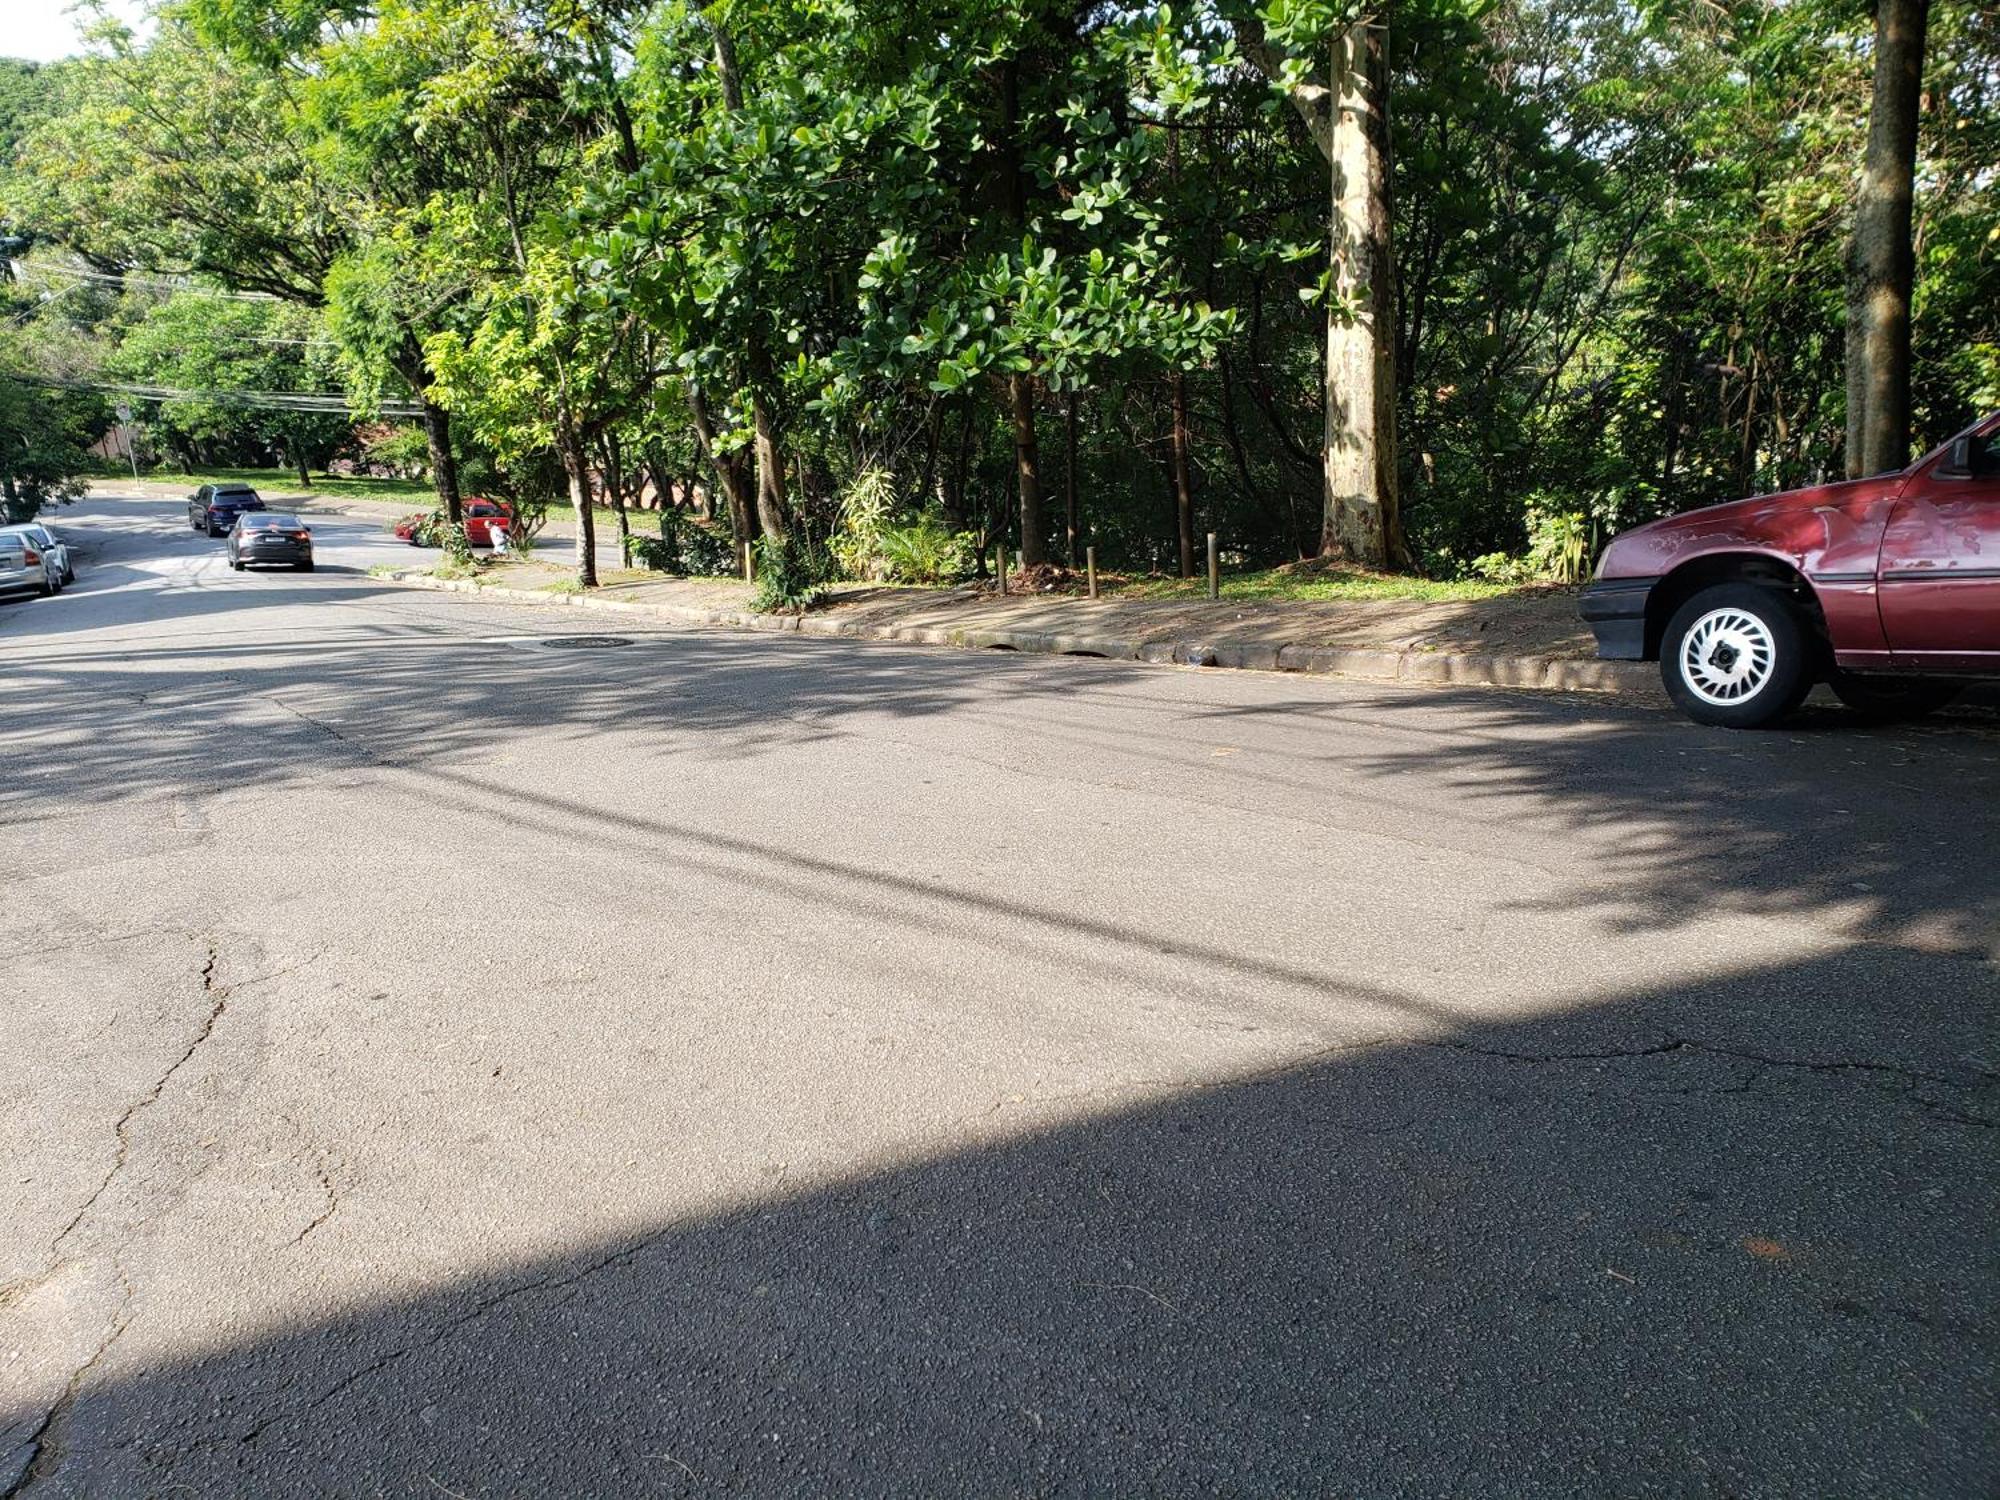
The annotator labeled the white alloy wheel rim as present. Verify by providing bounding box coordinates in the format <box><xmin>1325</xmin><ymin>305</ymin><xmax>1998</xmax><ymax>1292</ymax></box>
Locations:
<box><xmin>1680</xmin><ymin>607</ymin><xmax>1778</xmax><ymax>706</ymax></box>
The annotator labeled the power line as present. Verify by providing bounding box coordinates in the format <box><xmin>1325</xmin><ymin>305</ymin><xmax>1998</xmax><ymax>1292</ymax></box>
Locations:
<box><xmin>6</xmin><ymin>260</ymin><xmax>287</xmax><ymax>302</ymax></box>
<box><xmin>3</xmin><ymin>371</ymin><xmax>424</xmax><ymax>419</ymax></box>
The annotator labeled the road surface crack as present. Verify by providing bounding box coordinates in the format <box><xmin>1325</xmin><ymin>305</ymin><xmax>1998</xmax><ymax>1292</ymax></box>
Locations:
<box><xmin>8</xmin><ymin>944</ymin><xmax>236</xmax><ymax>1496</ymax></box>
<box><xmin>290</xmin><ymin>1156</ymin><xmax>345</xmax><ymax>1248</ymax></box>
<box><xmin>47</xmin><ymin>942</ymin><xmax>228</xmax><ymax>1257</ymax></box>
<box><xmin>3</xmin><ymin>1267</ymin><xmax>135</xmax><ymax>1498</ymax></box>
<box><xmin>1422</xmin><ymin>1036</ymin><xmax>1996</xmax><ymax>1125</ymax></box>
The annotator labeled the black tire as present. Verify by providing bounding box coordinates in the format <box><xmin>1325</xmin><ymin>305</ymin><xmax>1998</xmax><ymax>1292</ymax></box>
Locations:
<box><xmin>206</xmin><ymin>522</ymin><xmax>220</xmax><ymax>537</ymax></box>
<box><xmin>62</xmin><ymin>566</ymin><xmax>75</xmax><ymax>584</ymax></box>
<box><xmin>1827</xmin><ymin>671</ymin><xmax>1962</xmax><ymax>722</ymax></box>
<box><xmin>1660</xmin><ymin>582</ymin><xmax>1815</xmax><ymax>729</ymax></box>
<box><xmin>296</xmin><ymin>560</ymin><xmax>314</xmax><ymax>572</ymax></box>
<box><xmin>231</xmin><ymin>557</ymin><xmax>245</xmax><ymax>571</ymax></box>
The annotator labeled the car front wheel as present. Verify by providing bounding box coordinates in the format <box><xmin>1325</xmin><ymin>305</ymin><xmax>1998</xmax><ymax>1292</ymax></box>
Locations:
<box><xmin>1827</xmin><ymin>671</ymin><xmax>1962</xmax><ymax>722</ymax></box>
<box><xmin>1660</xmin><ymin>583</ymin><xmax>1815</xmax><ymax>729</ymax></box>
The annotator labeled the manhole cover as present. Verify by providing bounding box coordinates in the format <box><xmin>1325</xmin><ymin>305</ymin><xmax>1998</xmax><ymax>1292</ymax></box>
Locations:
<box><xmin>537</xmin><ymin>635</ymin><xmax>634</xmax><ymax>649</ymax></box>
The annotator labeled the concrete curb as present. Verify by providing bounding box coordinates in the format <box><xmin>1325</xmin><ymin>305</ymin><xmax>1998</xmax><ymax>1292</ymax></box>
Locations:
<box><xmin>373</xmin><ymin>569</ymin><xmax>1663</xmax><ymax>701</ymax></box>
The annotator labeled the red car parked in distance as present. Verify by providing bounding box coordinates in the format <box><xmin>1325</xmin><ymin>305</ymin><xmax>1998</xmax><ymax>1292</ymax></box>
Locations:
<box><xmin>393</xmin><ymin>497</ymin><xmax>515</xmax><ymax>548</ymax></box>
<box><xmin>1581</xmin><ymin>411</ymin><xmax>2000</xmax><ymax>727</ymax></box>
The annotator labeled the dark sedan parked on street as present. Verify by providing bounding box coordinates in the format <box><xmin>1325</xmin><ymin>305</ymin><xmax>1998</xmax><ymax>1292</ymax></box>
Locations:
<box><xmin>227</xmin><ymin>513</ymin><xmax>314</xmax><ymax>571</ymax></box>
<box><xmin>189</xmin><ymin>483</ymin><xmax>268</xmax><ymax>536</ymax></box>
<box><xmin>1581</xmin><ymin>410</ymin><xmax>2000</xmax><ymax>727</ymax></box>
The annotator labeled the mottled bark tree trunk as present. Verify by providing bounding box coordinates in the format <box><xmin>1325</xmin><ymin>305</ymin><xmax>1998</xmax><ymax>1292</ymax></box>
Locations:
<box><xmin>1844</xmin><ymin>0</ymin><xmax>1929</xmax><ymax>478</ymax></box>
<box><xmin>1008</xmin><ymin>374</ymin><xmax>1047</xmax><ymax>568</ymax></box>
<box><xmin>1064</xmin><ymin>394</ymin><xmax>1081</xmax><ymax>568</ymax></box>
<box><xmin>1171</xmin><ymin>373</ymin><xmax>1196</xmax><ymax>578</ymax></box>
<box><xmin>751</xmin><ymin>394</ymin><xmax>789</xmax><ymax>544</ymax></box>
<box><xmin>559</xmin><ymin>430</ymin><xmax>598</xmax><ymax>588</ymax></box>
<box><xmin>1321</xmin><ymin>16</ymin><xmax>1401</xmax><ymax>567</ymax></box>
<box><xmin>688</xmin><ymin>385</ymin><xmax>755</xmax><ymax>542</ymax></box>
<box><xmin>603</xmin><ymin>431</ymin><xmax>631</xmax><ymax>564</ymax></box>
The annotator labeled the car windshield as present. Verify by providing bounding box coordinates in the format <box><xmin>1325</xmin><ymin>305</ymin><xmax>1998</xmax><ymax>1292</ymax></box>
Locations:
<box><xmin>245</xmin><ymin>515</ymin><xmax>301</xmax><ymax>529</ymax></box>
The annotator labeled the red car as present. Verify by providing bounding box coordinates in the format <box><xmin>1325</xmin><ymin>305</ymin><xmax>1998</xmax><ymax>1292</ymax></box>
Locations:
<box><xmin>393</xmin><ymin>497</ymin><xmax>515</xmax><ymax>548</ymax></box>
<box><xmin>1582</xmin><ymin>411</ymin><xmax>2000</xmax><ymax>726</ymax></box>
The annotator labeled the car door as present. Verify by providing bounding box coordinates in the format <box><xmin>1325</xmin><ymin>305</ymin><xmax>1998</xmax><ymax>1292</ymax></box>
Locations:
<box><xmin>190</xmin><ymin>486</ymin><xmax>207</xmax><ymax>525</ymax></box>
<box><xmin>1877</xmin><ymin>424</ymin><xmax>2000</xmax><ymax>671</ymax></box>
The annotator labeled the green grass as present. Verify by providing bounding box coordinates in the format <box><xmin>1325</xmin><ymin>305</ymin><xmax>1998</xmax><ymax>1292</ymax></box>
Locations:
<box><xmin>115</xmin><ymin>465</ymin><xmax>436</xmax><ymax>504</ymax></box>
<box><xmin>1107</xmin><ymin>566</ymin><xmax>1524</xmax><ymax>604</ymax></box>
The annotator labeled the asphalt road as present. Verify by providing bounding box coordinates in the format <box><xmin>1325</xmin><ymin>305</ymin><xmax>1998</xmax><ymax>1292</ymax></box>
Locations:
<box><xmin>3</xmin><ymin>498</ymin><xmax>1996</xmax><ymax>1498</ymax></box>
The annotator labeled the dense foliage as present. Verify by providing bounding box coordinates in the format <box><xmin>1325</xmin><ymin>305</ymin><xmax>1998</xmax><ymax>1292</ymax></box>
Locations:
<box><xmin>0</xmin><ymin>0</ymin><xmax>1992</xmax><ymax>571</ymax></box>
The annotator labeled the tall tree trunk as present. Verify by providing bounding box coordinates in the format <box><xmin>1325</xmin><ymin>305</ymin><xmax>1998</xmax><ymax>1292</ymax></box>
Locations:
<box><xmin>294</xmin><ymin>449</ymin><xmax>309</xmax><ymax>488</ymax></box>
<box><xmin>704</xmin><ymin>24</ymin><xmax>787</xmax><ymax>543</ymax></box>
<box><xmin>1171</xmin><ymin>373</ymin><xmax>1196</xmax><ymax>578</ymax></box>
<box><xmin>560</xmin><ymin>430</ymin><xmax>598</xmax><ymax>588</ymax></box>
<box><xmin>686</xmin><ymin>459</ymin><xmax>710</xmax><ymax>520</ymax></box>
<box><xmin>941</xmin><ymin>403</ymin><xmax>973</xmax><ymax>533</ymax></box>
<box><xmin>1232</xmin><ymin>12</ymin><xmax>1404</xmax><ymax>569</ymax></box>
<box><xmin>1064</xmin><ymin>394</ymin><xmax>1080</xmax><ymax>568</ymax></box>
<box><xmin>603</xmin><ymin>432</ymin><xmax>631</xmax><ymax>564</ymax></box>
<box><xmin>645</xmin><ymin>454</ymin><xmax>673</xmax><ymax>513</ymax></box>
<box><xmin>687</xmin><ymin>384</ymin><xmax>755</xmax><ymax>542</ymax></box>
<box><xmin>1845</xmin><ymin>0</ymin><xmax>1929</xmax><ymax>478</ymax></box>
<box><xmin>421</xmin><ymin>398</ymin><xmax>463</xmax><ymax>527</ymax></box>
<box><xmin>1008</xmin><ymin>375</ymin><xmax>1047</xmax><ymax>567</ymax></box>
<box><xmin>1321</xmin><ymin>16</ymin><xmax>1401</xmax><ymax>566</ymax></box>
<box><xmin>751</xmin><ymin>394</ymin><xmax>789</xmax><ymax>543</ymax></box>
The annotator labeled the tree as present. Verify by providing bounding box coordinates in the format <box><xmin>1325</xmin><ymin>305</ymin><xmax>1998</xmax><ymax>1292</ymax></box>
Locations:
<box><xmin>1845</xmin><ymin>0</ymin><xmax>1931</xmax><ymax>477</ymax></box>
<box><xmin>0</xmin><ymin>279</ymin><xmax>108</xmax><ymax>519</ymax></box>
<box><xmin>113</xmin><ymin>291</ymin><xmax>351</xmax><ymax>480</ymax></box>
<box><xmin>1233</xmin><ymin>1</ymin><xmax>1405</xmax><ymax>568</ymax></box>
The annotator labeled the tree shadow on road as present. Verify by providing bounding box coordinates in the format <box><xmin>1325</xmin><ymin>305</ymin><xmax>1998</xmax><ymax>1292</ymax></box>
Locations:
<box><xmin>9</xmin><ymin>602</ymin><xmax>2000</xmax><ymax>956</ymax></box>
<box><xmin>8</xmin><ymin>946</ymin><xmax>1993</xmax><ymax>1498</ymax></box>
<box><xmin>1195</xmin><ymin>684</ymin><xmax>2000</xmax><ymax>956</ymax></box>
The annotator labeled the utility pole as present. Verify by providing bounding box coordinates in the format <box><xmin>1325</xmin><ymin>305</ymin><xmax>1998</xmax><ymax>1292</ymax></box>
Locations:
<box><xmin>117</xmin><ymin>404</ymin><xmax>139</xmax><ymax>482</ymax></box>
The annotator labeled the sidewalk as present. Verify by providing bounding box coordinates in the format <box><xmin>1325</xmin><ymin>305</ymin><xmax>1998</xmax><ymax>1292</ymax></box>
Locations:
<box><xmin>377</xmin><ymin>560</ymin><xmax>1659</xmax><ymax>699</ymax></box>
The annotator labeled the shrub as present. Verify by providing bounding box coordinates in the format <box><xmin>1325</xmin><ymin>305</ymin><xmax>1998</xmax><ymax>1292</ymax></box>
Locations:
<box><xmin>830</xmin><ymin>465</ymin><xmax>897</xmax><ymax>579</ymax></box>
<box><xmin>877</xmin><ymin>519</ymin><xmax>975</xmax><ymax>585</ymax></box>
<box><xmin>631</xmin><ymin>509</ymin><xmax>738</xmax><ymax>576</ymax></box>
<box><xmin>751</xmin><ymin>532</ymin><xmax>835</xmax><ymax>612</ymax></box>
<box><xmin>412</xmin><ymin>508</ymin><xmax>476</xmax><ymax>566</ymax></box>
<box><xmin>1523</xmin><ymin>503</ymin><xmax>1595</xmax><ymax>584</ymax></box>
<box><xmin>1469</xmin><ymin>501</ymin><xmax>1595</xmax><ymax>585</ymax></box>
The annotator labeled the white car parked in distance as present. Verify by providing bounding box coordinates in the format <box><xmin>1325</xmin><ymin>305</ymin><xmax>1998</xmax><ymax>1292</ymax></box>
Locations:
<box><xmin>0</xmin><ymin>523</ymin><xmax>75</xmax><ymax>590</ymax></box>
<box><xmin>0</xmin><ymin>525</ymin><xmax>64</xmax><ymax>598</ymax></box>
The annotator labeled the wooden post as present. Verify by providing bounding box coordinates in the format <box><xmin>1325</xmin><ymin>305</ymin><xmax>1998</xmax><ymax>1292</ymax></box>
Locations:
<box><xmin>995</xmin><ymin>540</ymin><xmax>1007</xmax><ymax>595</ymax></box>
<box><xmin>1086</xmin><ymin>545</ymin><xmax>1097</xmax><ymax>599</ymax></box>
<box><xmin>742</xmin><ymin>540</ymin><xmax>754</xmax><ymax>582</ymax></box>
<box><xmin>1207</xmin><ymin>532</ymin><xmax>1219</xmax><ymax>600</ymax></box>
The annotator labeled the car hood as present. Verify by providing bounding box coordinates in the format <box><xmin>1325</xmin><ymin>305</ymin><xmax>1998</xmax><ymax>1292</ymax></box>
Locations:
<box><xmin>1619</xmin><ymin>475</ymin><xmax>1901</xmax><ymax>541</ymax></box>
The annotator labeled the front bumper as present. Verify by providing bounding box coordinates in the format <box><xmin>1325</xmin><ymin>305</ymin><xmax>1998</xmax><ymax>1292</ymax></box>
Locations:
<box><xmin>1577</xmin><ymin>576</ymin><xmax>1659</xmax><ymax>660</ymax></box>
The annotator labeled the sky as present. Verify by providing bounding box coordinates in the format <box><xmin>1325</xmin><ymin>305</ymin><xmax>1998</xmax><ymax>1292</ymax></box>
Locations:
<box><xmin>4</xmin><ymin>0</ymin><xmax>151</xmax><ymax>64</ymax></box>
